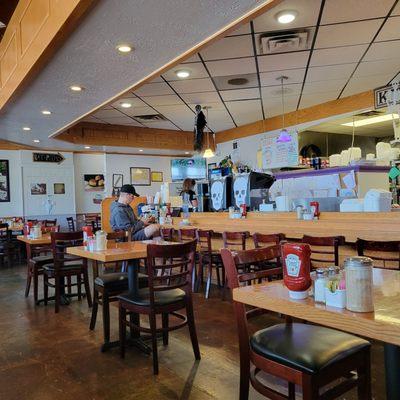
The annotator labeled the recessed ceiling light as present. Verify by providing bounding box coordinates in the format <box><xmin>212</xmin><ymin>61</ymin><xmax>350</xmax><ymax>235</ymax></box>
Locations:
<box><xmin>22</xmin><ymin>127</ymin><xmax>31</xmax><ymax>131</ymax></box>
<box><xmin>120</xmin><ymin>102</ymin><xmax>132</xmax><ymax>108</ymax></box>
<box><xmin>275</xmin><ymin>10</ymin><xmax>298</xmax><ymax>24</ymax></box>
<box><xmin>116</xmin><ymin>44</ymin><xmax>132</xmax><ymax>53</ymax></box>
<box><xmin>41</xmin><ymin>110</ymin><xmax>51</xmax><ymax>115</ymax></box>
<box><xmin>84</xmin><ymin>146</ymin><xmax>91</xmax><ymax>149</ymax></box>
<box><xmin>70</xmin><ymin>85</ymin><xmax>83</xmax><ymax>92</ymax></box>
<box><xmin>175</xmin><ymin>69</ymin><xmax>190</xmax><ymax>79</ymax></box>
<box><xmin>341</xmin><ymin>114</ymin><xmax>399</xmax><ymax>127</ymax></box>
<box><xmin>139</xmin><ymin>149</ymin><xmax>143</xmax><ymax>152</ymax></box>
<box><xmin>33</xmin><ymin>139</ymin><xmax>40</xmax><ymax>143</ymax></box>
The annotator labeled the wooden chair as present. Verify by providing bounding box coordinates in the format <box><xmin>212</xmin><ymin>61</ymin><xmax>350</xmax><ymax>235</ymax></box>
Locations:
<box><xmin>302</xmin><ymin>235</ymin><xmax>344</xmax><ymax>269</ymax></box>
<box><xmin>178</xmin><ymin>228</ymin><xmax>198</xmax><ymax>290</ymax></box>
<box><xmin>43</xmin><ymin>231</ymin><xmax>92</xmax><ymax>313</ymax></box>
<box><xmin>356</xmin><ymin>238</ymin><xmax>400</xmax><ymax>270</ymax></box>
<box><xmin>220</xmin><ymin>246</ymin><xmax>371</xmax><ymax>400</ymax></box>
<box><xmin>41</xmin><ymin>219</ymin><xmax>57</xmax><ymax>227</ymax></box>
<box><xmin>222</xmin><ymin>231</ymin><xmax>249</xmax><ymax>251</ymax></box>
<box><xmin>66</xmin><ymin>217</ymin><xmax>75</xmax><ymax>232</ymax></box>
<box><xmin>160</xmin><ymin>227</ymin><xmax>174</xmax><ymax>241</ymax></box>
<box><xmin>118</xmin><ymin>240</ymin><xmax>200</xmax><ymax>374</ymax></box>
<box><xmin>253</xmin><ymin>232</ymin><xmax>285</xmax><ymax>248</ymax></box>
<box><xmin>0</xmin><ymin>224</ymin><xmax>15</xmax><ymax>268</ymax></box>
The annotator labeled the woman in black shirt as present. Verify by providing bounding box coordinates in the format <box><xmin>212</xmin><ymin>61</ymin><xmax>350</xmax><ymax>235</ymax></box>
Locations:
<box><xmin>180</xmin><ymin>178</ymin><xmax>198</xmax><ymax>209</ymax></box>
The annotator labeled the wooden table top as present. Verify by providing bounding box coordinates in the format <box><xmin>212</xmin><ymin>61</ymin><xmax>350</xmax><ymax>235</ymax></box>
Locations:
<box><xmin>233</xmin><ymin>269</ymin><xmax>400</xmax><ymax>346</ymax></box>
<box><xmin>17</xmin><ymin>234</ymin><xmax>51</xmax><ymax>245</ymax></box>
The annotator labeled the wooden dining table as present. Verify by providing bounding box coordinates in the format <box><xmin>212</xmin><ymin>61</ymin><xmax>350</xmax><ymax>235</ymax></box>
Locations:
<box><xmin>233</xmin><ymin>268</ymin><xmax>400</xmax><ymax>400</ymax></box>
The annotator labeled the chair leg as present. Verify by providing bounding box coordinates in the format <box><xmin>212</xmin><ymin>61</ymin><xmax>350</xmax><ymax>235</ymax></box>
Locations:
<box><xmin>102</xmin><ymin>293</ymin><xmax>110</xmax><ymax>344</ymax></box>
<box><xmin>44</xmin><ymin>275</ymin><xmax>48</xmax><ymax>306</ymax></box>
<box><xmin>67</xmin><ymin>276</ymin><xmax>72</xmax><ymax>295</ymax></box>
<box><xmin>83</xmin><ymin>270</ymin><xmax>92</xmax><ymax>308</ymax></box>
<box><xmin>119</xmin><ymin>304</ymin><xmax>126</xmax><ymax>359</ymax></box>
<box><xmin>25</xmin><ymin>262</ymin><xmax>32</xmax><ymax>297</ymax></box>
<box><xmin>191</xmin><ymin>262</ymin><xmax>197</xmax><ymax>292</ymax></box>
<box><xmin>195</xmin><ymin>256</ymin><xmax>203</xmax><ymax>292</ymax></box>
<box><xmin>89</xmin><ymin>288</ymin><xmax>99</xmax><ymax>330</ymax></box>
<box><xmin>357</xmin><ymin>349</ymin><xmax>372</xmax><ymax>400</ymax></box>
<box><xmin>205</xmin><ymin>261</ymin><xmax>212</xmax><ymax>299</ymax></box>
<box><xmin>288</xmin><ymin>382</ymin><xmax>296</xmax><ymax>400</ymax></box>
<box><xmin>149</xmin><ymin>312</ymin><xmax>159</xmax><ymax>375</ymax></box>
<box><xmin>301</xmin><ymin>374</ymin><xmax>319</xmax><ymax>400</ymax></box>
<box><xmin>185</xmin><ymin>297</ymin><xmax>201</xmax><ymax>360</ymax></box>
<box><xmin>55</xmin><ymin>276</ymin><xmax>60</xmax><ymax>314</ymax></box>
<box><xmin>77</xmin><ymin>274</ymin><xmax>82</xmax><ymax>300</ymax></box>
<box><xmin>33</xmin><ymin>268</ymin><xmax>39</xmax><ymax>304</ymax></box>
<box><xmin>162</xmin><ymin>313</ymin><xmax>169</xmax><ymax>346</ymax></box>
<box><xmin>239</xmin><ymin>356</ymin><xmax>250</xmax><ymax>400</ymax></box>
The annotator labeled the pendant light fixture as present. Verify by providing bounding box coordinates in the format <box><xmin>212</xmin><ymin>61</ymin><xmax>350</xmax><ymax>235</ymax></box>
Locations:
<box><xmin>276</xmin><ymin>76</ymin><xmax>292</xmax><ymax>143</ymax></box>
<box><xmin>202</xmin><ymin>106</ymin><xmax>215</xmax><ymax>158</ymax></box>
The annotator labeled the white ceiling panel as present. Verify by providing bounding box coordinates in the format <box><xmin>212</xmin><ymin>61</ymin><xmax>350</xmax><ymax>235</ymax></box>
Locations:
<box><xmin>356</xmin><ymin>59</ymin><xmax>400</xmax><ymax>77</ymax></box>
<box><xmin>299</xmin><ymin>91</ymin><xmax>340</xmax><ymax>109</ymax></box>
<box><xmin>162</xmin><ymin>62</ymin><xmax>209</xmax><ymax>81</ymax></box>
<box><xmin>225</xmin><ymin>23</ymin><xmax>251</xmax><ymax>36</ymax></box>
<box><xmin>93</xmin><ymin>109</ymin><xmax>124</xmax><ymax>119</ymax></box>
<box><xmin>220</xmin><ymin>88</ymin><xmax>260</xmax><ymax>101</ymax></box>
<box><xmin>260</xmin><ymin>68</ymin><xmax>306</xmax><ymax>86</ymax></box>
<box><xmin>341</xmin><ymin>73</ymin><xmax>394</xmax><ymax>97</ymax></box>
<box><xmin>206</xmin><ymin>109</ymin><xmax>235</xmax><ymax>131</ymax></box>
<box><xmin>253</xmin><ymin>0</ymin><xmax>321</xmax><ymax>32</ymax></box>
<box><xmin>141</xmin><ymin>95</ymin><xmax>184</xmax><ymax>107</ymax></box>
<box><xmin>363</xmin><ymin>40</ymin><xmax>400</xmax><ymax>61</ymax></box>
<box><xmin>261</xmin><ymin>83</ymin><xmax>302</xmax><ymax>98</ymax></box>
<box><xmin>134</xmin><ymin>82</ymin><xmax>174</xmax><ymax>97</ymax></box>
<box><xmin>200</xmin><ymin>35</ymin><xmax>254</xmax><ymax>61</ymax></box>
<box><xmin>101</xmin><ymin>116</ymin><xmax>141</xmax><ymax>126</ymax></box>
<box><xmin>257</xmin><ymin>51</ymin><xmax>309</xmax><ymax>72</ymax></box>
<box><xmin>393</xmin><ymin>2</ymin><xmax>400</xmax><ymax>15</ymax></box>
<box><xmin>321</xmin><ymin>0</ymin><xmax>393</xmax><ymax>24</ymax></box>
<box><xmin>82</xmin><ymin>116</ymin><xmax>102</xmax><ymax>123</ymax></box>
<box><xmin>181</xmin><ymin>91</ymin><xmax>222</xmax><ymax>105</ymax></box>
<box><xmin>263</xmin><ymin>95</ymin><xmax>299</xmax><ymax>118</ymax></box>
<box><xmin>169</xmin><ymin>78</ymin><xmax>215</xmax><ymax>94</ymax></box>
<box><xmin>310</xmin><ymin>44</ymin><xmax>368</xmax><ymax>67</ymax></box>
<box><xmin>225</xmin><ymin>99</ymin><xmax>263</xmax><ymax>126</ymax></box>
<box><xmin>112</xmin><ymin>97</ymin><xmax>148</xmax><ymax>108</ymax></box>
<box><xmin>205</xmin><ymin>57</ymin><xmax>257</xmax><ymax>77</ymax></box>
<box><xmin>181</xmin><ymin>54</ymin><xmax>201</xmax><ymax>63</ymax></box>
<box><xmin>315</xmin><ymin>20</ymin><xmax>383</xmax><ymax>48</ymax></box>
<box><xmin>142</xmin><ymin>121</ymin><xmax>179</xmax><ymax>130</ymax></box>
<box><xmin>307</xmin><ymin>63</ymin><xmax>356</xmax><ymax>82</ymax></box>
<box><xmin>123</xmin><ymin>106</ymin><xmax>156</xmax><ymax>117</ymax></box>
<box><xmin>302</xmin><ymin>79</ymin><xmax>348</xmax><ymax>94</ymax></box>
<box><xmin>376</xmin><ymin>17</ymin><xmax>400</xmax><ymax>41</ymax></box>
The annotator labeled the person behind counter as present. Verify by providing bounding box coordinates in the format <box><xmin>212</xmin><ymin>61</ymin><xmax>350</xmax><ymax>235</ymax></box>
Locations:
<box><xmin>110</xmin><ymin>184</ymin><xmax>160</xmax><ymax>240</ymax></box>
<box><xmin>180</xmin><ymin>178</ymin><xmax>198</xmax><ymax>210</ymax></box>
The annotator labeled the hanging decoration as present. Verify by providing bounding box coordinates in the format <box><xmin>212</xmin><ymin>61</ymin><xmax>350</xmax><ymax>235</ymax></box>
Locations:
<box><xmin>276</xmin><ymin>76</ymin><xmax>292</xmax><ymax>143</ymax></box>
<box><xmin>193</xmin><ymin>104</ymin><xmax>207</xmax><ymax>152</ymax></box>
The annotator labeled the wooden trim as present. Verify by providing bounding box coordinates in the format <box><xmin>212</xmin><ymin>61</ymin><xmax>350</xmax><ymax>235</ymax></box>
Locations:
<box><xmin>0</xmin><ymin>0</ymin><xmax>96</xmax><ymax>110</ymax></box>
<box><xmin>216</xmin><ymin>90</ymin><xmax>375</xmax><ymax>143</ymax></box>
<box><xmin>50</xmin><ymin>0</ymin><xmax>283</xmax><ymax>137</ymax></box>
<box><xmin>0</xmin><ymin>138</ymin><xmax>35</xmax><ymax>150</ymax></box>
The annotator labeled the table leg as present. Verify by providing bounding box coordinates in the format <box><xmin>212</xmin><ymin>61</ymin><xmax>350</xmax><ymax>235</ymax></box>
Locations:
<box><xmin>128</xmin><ymin>259</ymin><xmax>139</xmax><ymax>295</ymax></box>
<box><xmin>384</xmin><ymin>343</ymin><xmax>400</xmax><ymax>400</ymax></box>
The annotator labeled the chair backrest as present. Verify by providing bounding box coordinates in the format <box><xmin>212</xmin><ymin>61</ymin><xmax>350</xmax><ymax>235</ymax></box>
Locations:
<box><xmin>197</xmin><ymin>229</ymin><xmax>213</xmax><ymax>253</ymax></box>
<box><xmin>42</xmin><ymin>219</ymin><xmax>57</xmax><ymax>227</ymax></box>
<box><xmin>356</xmin><ymin>238</ymin><xmax>400</xmax><ymax>270</ymax></box>
<box><xmin>222</xmin><ymin>231</ymin><xmax>249</xmax><ymax>250</ymax></box>
<box><xmin>0</xmin><ymin>225</ymin><xmax>11</xmax><ymax>241</ymax></box>
<box><xmin>146</xmin><ymin>240</ymin><xmax>197</xmax><ymax>304</ymax></box>
<box><xmin>41</xmin><ymin>225</ymin><xmax>60</xmax><ymax>234</ymax></box>
<box><xmin>0</xmin><ymin>223</ymin><xmax>9</xmax><ymax>229</ymax></box>
<box><xmin>107</xmin><ymin>230</ymin><xmax>131</xmax><ymax>242</ymax></box>
<box><xmin>27</xmin><ymin>219</ymin><xmax>38</xmax><ymax>225</ymax></box>
<box><xmin>66</xmin><ymin>217</ymin><xmax>75</xmax><ymax>232</ymax></box>
<box><xmin>160</xmin><ymin>227</ymin><xmax>174</xmax><ymax>241</ymax></box>
<box><xmin>253</xmin><ymin>232</ymin><xmax>285</xmax><ymax>248</ymax></box>
<box><xmin>178</xmin><ymin>228</ymin><xmax>198</xmax><ymax>243</ymax></box>
<box><xmin>302</xmin><ymin>235</ymin><xmax>344</xmax><ymax>268</ymax></box>
<box><xmin>50</xmin><ymin>231</ymin><xmax>84</xmax><ymax>269</ymax></box>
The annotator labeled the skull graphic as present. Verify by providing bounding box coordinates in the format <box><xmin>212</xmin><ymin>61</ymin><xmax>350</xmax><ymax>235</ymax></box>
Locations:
<box><xmin>211</xmin><ymin>180</ymin><xmax>224</xmax><ymax>210</ymax></box>
<box><xmin>233</xmin><ymin>176</ymin><xmax>248</xmax><ymax>208</ymax></box>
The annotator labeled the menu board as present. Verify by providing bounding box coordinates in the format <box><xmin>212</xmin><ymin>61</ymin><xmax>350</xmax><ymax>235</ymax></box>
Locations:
<box><xmin>261</xmin><ymin>130</ymin><xmax>299</xmax><ymax>169</ymax></box>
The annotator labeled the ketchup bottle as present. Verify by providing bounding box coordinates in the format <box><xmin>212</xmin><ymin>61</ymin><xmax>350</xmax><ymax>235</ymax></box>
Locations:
<box><xmin>282</xmin><ymin>242</ymin><xmax>311</xmax><ymax>299</ymax></box>
<box><xmin>82</xmin><ymin>225</ymin><xmax>93</xmax><ymax>246</ymax></box>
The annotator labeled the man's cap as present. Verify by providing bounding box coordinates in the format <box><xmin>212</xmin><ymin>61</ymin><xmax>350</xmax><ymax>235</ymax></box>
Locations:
<box><xmin>120</xmin><ymin>184</ymin><xmax>139</xmax><ymax>197</ymax></box>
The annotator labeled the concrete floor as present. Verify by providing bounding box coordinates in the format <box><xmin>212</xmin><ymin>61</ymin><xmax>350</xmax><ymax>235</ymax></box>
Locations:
<box><xmin>0</xmin><ymin>264</ymin><xmax>386</xmax><ymax>400</ymax></box>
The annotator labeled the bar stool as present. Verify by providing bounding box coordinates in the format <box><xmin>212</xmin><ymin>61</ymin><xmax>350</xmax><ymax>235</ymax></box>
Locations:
<box><xmin>221</xmin><ymin>246</ymin><xmax>371</xmax><ymax>400</ymax></box>
<box><xmin>356</xmin><ymin>238</ymin><xmax>400</xmax><ymax>270</ymax></box>
<box><xmin>302</xmin><ymin>235</ymin><xmax>344</xmax><ymax>269</ymax></box>
<box><xmin>253</xmin><ymin>232</ymin><xmax>285</xmax><ymax>248</ymax></box>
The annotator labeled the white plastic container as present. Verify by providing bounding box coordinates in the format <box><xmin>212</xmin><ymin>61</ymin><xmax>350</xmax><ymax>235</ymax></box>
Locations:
<box><xmin>376</xmin><ymin>142</ymin><xmax>391</xmax><ymax>159</ymax></box>
<box><xmin>366</xmin><ymin>153</ymin><xmax>375</xmax><ymax>160</ymax></box>
<box><xmin>325</xmin><ymin>288</ymin><xmax>346</xmax><ymax>308</ymax></box>
<box><xmin>348</xmin><ymin>147</ymin><xmax>362</xmax><ymax>161</ymax></box>
<box><xmin>329</xmin><ymin>154</ymin><xmax>341</xmax><ymax>167</ymax></box>
<box><xmin>275</xmin><ymin>195</ymin><xmax>291</xmax><ymax>211</ymax></box>
<box><xmin>95</xmin><ymin>230</ymin><xmax>107</xmax><ymax>250</ymax></box>
<box><xmin>340</xmin><ymin>149</ymin><xmax>350</xmax><ymax>165</ymax></box>
<box><xmin>340</xmin><ymin>198</ymin><xmax>364</xmax><ymax>212</ymax></box>
<box><xmin>363</xmin><ymin>189</ymin><xmax>392</xmax><ymax>212</ymax></box>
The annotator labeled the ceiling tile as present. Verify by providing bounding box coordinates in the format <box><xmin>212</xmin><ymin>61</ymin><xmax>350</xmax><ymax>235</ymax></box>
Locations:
<box><xmin>257</xmin><ymin>51</ymin><xmax>309</xmax><ymax>72</ymax></box>
<box><xmin>376</xmin><ymin>17</ymin><xmax>400</xmax><ymax>41</ymax></box>
<box><xmin>142</xmin><ymin>121</ymin><xmax>179</xmax><ymax>130</ymax></box>
<box><xmin>253</xmin><ymin>0</ymin><xmax>321</xmax><ymax>32</ymax></box>
<box><xmin>111</xmin><ymin>97</ymin><xmax>147</xmax><ymax>108</ymax></box>
<box><xmin>220</xmin><ymin>88</ymin><xmax>260</xmax><ymax>101</ymax></box>
<box><xmin>169</xmin><ymin>78</ymin><xmax>215</xmax><ymax>94</ymax></box>
<box><xmin>206</xmin><ymin>109</ymin><xmax>235</xmax><ymax>131</ymax></box>
<box><xmin>134</xmin><ymin>82</ymin><xmax>174</xmax><ymax>96</ymax></box>
<box><xmin>162</xmin><ymin>62</ymin><xmax>209</xmax><ymax>81</ymax></box>
<box><xmin>225</xmin><ymin>99</ymin><xmax>263</xmax><ymax>126</ymax></box>
<box><xmin>263</xmin><ymin>95</ymin><xmax>299</xmax><ymax>118</ymax></box>
<box><xmin>261</xmin><ymin>84</ymin><xmax>302</xmax><ymax>98</ymax></box>
<box><xmin>363</xmin><ymin>40</ymin><xmax>400</xmax><ymax>61</ymax></box>
<box><xmin>315</xmin><ymin>20</ymin><xmax>383</xmax><ymax>48</ymax></box>
<box><xmin>310</xmin><ymin>44</ymin><xmax>368</xmax><ymax>67</ymax></box>
<box><xmin>299</xmin><ymin>91</ymin><xmax>340</xmax><ymax>109</ymax></box>
<box><xmin>82</xmin><ymin>116</ymin><xmax>101</xmax><ymax>123</ymax></box>
<box><xmin>93</xmin><ymin>109</ymin><xmax>123</xmax><ymax>119</ymax></box>
<box><xmin>226</xmin><ymin>23</ymin><xmax>251</xmax><ymax>36</ymax></box>
<box><xmin>147</xmin><ymin>76</ymin><xmax>164</xmax><ymax>83</ymax></box>
<box><xmin>124</xmin><ymin>106</ymin><xmax>157</xmax><ymax>117</ymax></box>
<box><xmin>355</xmin><ymin>59</ymin><xmax>400</xmax><ymax>78</ymax></box>
<box><xmin>260</xmin><ymin>68</ymin><xmax>306</xmax><ymax>86</ymax></box>
<box><xmin>141</xmin><ymin>95</ymin><xmax>184</xmax><ymax>107</ymax></box>
<box><xmin>213</xmin><ymin>73</ymin><xmax>258</xmax><ymax>90</ymax></box>
<box><xmin>393</xmin><ymin>2</ymin><xmax>400</xmax><ymax>15</ymax></box>
<box><xmin>321</xmin><ymin>0</ymin><xmax>393</xmax><ymax>24</ymax></box>
<box><xmin>307</xmin><ymin>63</ymin><xmax>356</xmax><ymax>82</ymax></box>
<box><xmin>205</xmin><ymin>57</ymin><xmax>256</xmax><ymax>77</ymax></box>
<box><xmin>341</xmin><ymin>73</ymin><xmax>394</xmax><ymax>97</ymax></box>
<box><xmin>180</xmin><ymin>92</ymin><xmax>221</xmax><ymax>105</ymax></box>
<box><xmin>101</xmin><ymin>116</ymin><xmax>141</xmax><ymax>126</ymax></box>
<box><xmin>200</xmin><ymin>35</ymin><xmax>254</xmax><ymax>61</ymax></box>
<box><xmin>182</xmin><ymin>54</ymin><xmax>201</xmax><ymax>63</ymax></box>
<box><xmin>302</xmin><ymin>79</ymin><xmax>348</xmax><ymax>94</ymax></box>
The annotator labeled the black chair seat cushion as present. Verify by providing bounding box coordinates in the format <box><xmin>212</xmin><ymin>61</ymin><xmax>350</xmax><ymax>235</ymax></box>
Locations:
<box><xmin>118</xmin><ymin>288</ymin><xmax>185</xmax><ymax>307</ymax></box>
<box><xmin>95</xmin><ymin>272</ymin><xmax>148</xmax><ymax>291</ymax></box>
<box><xmin>250</xmin><ymin>323</ymin><xmax>370</xmax><ymax>374</ymax></box>
<box><xmin>30</xmin><ymin>255</ymin><xmax>54</xmax><ymax>266</ymax></box>
<box><xmin>42</xmin><ymin>259</ymin><xmax>84</xmax><ymax>273</ymax></box>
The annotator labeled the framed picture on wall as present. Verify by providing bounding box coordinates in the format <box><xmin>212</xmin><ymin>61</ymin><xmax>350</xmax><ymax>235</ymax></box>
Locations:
<box><xmin>84</xmin><ymin>174</ymin><xmax>105</xmax><ymax>191</ymax></box>
<box><xmin>112</xmin><ymin>174</ymin><xmax>123</xmax><ymax>188</ymax></box>
<box><xmin>0</xmin><ymin>160</ymin><xmax>10</xmax><ymax>202</ymax></box>
<box><xmin>130</xmin><ymin>167</ymin><xmax>151</xmax><ymax>186</ymax></box>
<box><xmin>30</xmin><ymin>183</ymin><xmax>47</xmax><ymax>195</ymax></box>
<box><xmin>54</xmin><ymin>183</ymin><xmax>65</xmax><ymax>194</ymax></box>
<box><xmin>151</xmin><ymin>171</ymin><xmax>163</xmax><ymax>182</ymax></box>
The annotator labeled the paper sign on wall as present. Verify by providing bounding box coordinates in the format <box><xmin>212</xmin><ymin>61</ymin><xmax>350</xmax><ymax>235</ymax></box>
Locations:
<box><xmin>261</xmin><ymin>131</ymin><xmax>299</xmax><ymax>169</ymax></box>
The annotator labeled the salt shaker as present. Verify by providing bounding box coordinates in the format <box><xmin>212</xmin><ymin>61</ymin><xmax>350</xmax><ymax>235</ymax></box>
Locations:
<box><xmin>314</xmin><ymin>268</ymin><xmax>328</xmax><ymax>303</ymax></box>
<box><xmin>344</xmin><ymin>256</ymin><xmax>374</xmax><ymax>312</ymax></box>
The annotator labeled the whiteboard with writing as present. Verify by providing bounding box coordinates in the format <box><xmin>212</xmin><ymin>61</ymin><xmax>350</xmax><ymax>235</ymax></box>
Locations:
<box><xmin>261</xmin><ymin>131</ymin><xmax>299</xmax><ymax>169</ymax></box>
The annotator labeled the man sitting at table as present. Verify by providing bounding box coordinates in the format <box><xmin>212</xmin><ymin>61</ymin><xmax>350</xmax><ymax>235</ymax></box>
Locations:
<box><xmin>110</xmin><ymin>184</ymin><xmax>160</xmax><ymax>240</ymax></box>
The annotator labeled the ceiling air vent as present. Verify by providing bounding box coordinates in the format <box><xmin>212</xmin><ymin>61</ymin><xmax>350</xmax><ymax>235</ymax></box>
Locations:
<box><xmin>354</xmin><ymin>110</ymin><xmax>383</xmax><ymax>117</ymax></box>
<box><xmin>133</xmin><ymin>114</ymin><xmax>167</xmax><ymax>122</ymax></box>
<box><xmin>260</xmin><ymin>30</ymin><xmax>309</xmax><ymax>54</ymax></box>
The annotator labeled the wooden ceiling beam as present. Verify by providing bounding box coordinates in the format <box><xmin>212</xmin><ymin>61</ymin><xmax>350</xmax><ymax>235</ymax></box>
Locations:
<box><xmin>216</xmin><ymin>90</ymin><xmax>375</xmax><ymax>143</ymax></box>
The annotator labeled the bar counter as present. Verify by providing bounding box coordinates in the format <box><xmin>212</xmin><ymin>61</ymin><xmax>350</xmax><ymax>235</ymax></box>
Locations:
<box><xmin>174</xmin><ymin>211</ymin><xmax>400</xmax><ymax>243</ymax></box>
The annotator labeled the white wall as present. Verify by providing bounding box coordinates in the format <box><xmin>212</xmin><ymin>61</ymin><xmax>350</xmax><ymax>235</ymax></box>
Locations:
<box><xmin>0</xmin><ymin>150</ymin><xmax>23</xmax><ymax>217</ymax></box>
<box><xmin>104</xmin><ymin>154</ymin><xmax>172</xmax><ymax>198</ymax></box>
<box><xmin>74</xmin><ymin>153</ymin><xmax>106</xmax><ymax>214</ymax></box>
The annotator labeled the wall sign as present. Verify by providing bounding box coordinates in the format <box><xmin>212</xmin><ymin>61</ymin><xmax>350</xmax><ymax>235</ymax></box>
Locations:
<box><xmin>33</xmin><ymin>152</ymin><xmax>65</xmax><ymax>164</ymax></box>
<box><xmin>374</xmin><ymin>84</ymin><xmax>400</xmax><ymax>109</ymax></box>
